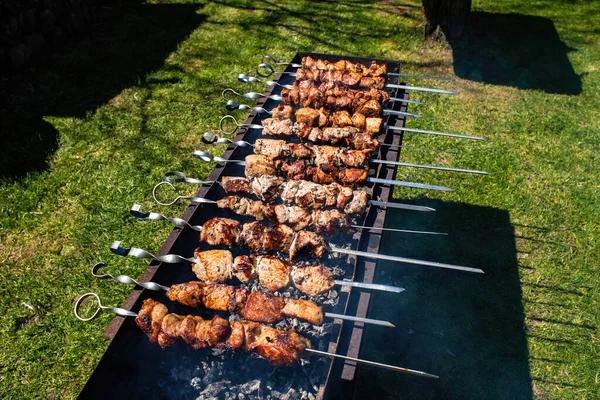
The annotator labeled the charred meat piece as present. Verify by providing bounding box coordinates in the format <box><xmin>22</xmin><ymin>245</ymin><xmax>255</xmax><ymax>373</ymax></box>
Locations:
<box><xmin>192</xmin><ymin>249</ymin><xmax>233</xmax><ymax>284</ymax></box>
<box><xmin>291</xmin><ymin>264</ymin><xmax>336</xmax><ymax>297</ymax></box>
<box><xmin>332</xmin><ymin>110</ymin><xmax>353</xmax><ymax>127</ymax></box>
<box><xmin>158</xmin><ymin>313</ymin><xmax>185</xmax><ymax>348</ymax></box>
<box><xmin>282</xmin><ymin>160</ymin><xmax>310</xmax><ymax>181</ymax></box>
<box><xmin>200</xmin><ymin>284</ymin><xmax>249</xmax><ymax>313</ymax></box>
<box><xmin>351</xmin><ymin>112</ymin><xmax>366</xmax><ymax>131</ymax></box>
<box><xmin>352</xmin><ymin>132</ymin><xmax>380</xmax><ymax>151</ymax></box>
<box><xmin>200</xmin><ymin>218</ymin><xmax>241</xmax><ymax>247</ymax></box>
<box><xmin>233</xmin><ymin>255</ymin><xmax>257</xmax><ymax>283</ymax></box>
<box><xmin>345</xmin><ymin>190</ymin><xmax>370</xmax><ymax>215</ymax></box>
<box><xmin>256</xmin><ymin>256</ymin><xmax>291</xmax><ymax>291</ymax></box>
<box><xmin>289</xmin><ymin>230</ymin><xmax>328</xmax><ymax>261</ymax></box>
<box><xmin>221</xmin><ymin>176</ymin><xmax>251</xmax><ymax>194</ymax></box>
<box><xmin>282</xmin><ymin>299</ymin><xmax>324</xmax><ymax>325</ymax></box>
<box><xmin>295</xmin><ymin>108</ymin><xmax>321</xmax><ymax>126</ymax></box>
<box><xmin>262</xmin><ymin>118</ymin><xmax>294</xmax><ymax>136</ymax></box>
<box><xmin>356</xmin><ymin>99</ymin><xmax>382</xmax><ymax>117</ymax></box>
<box><xmin>136</xmin><ymin>298</ymin><xmax>168</xmax><ymax>344</ymax></box>
<box><xmin>242</xmin><ymin>291</ymin><xmax>285</xmax><ymax>323</ymax></box>
<box><xmin>245</xmin><ymin>154</ymin><xmax>281</xmax><ymax>178</ymax></box>
<box><xmin>254</xmin><ymin>139</ymin><xmax>286</xmax><ymax>158</ymax></box>
<box><xmin>238</xmin><ymin>221</ymin><xmax>295</xmax><ymax>254</ymax></box>
<box><xmin>216</xmin><ymin>196</ymin><xmax>273</xmax><ymax>221</ymax></box>
<box><xmin>271</xmin><ymin>104</ymin><xmax>294</xmax><ymax>120</ymax></box>
<box><xmin>359</xmin><ymin>76</ymin><xmax>386</xmax><ymax>89</ymax></box>
<box><xmin>166</xmin><ymin>281</ymin><xmax>206</xmax><ymax>308</ymax></box>
<box><xmin>273</xmin><ymin>204</ymin><xmax>312</xmax><ymax>231</ymax></box>
<box><xmin>226</xmin><ymin>320</ymin><xmax>245</xmax><ymax>349</ymax></box>
<box><xmin>338</xmin><ymin>167</ymin><xmax>368</xmax><ymax>186</ymax></box>
<box><xmin>242</xmin><ymin>321</ymin><xmax>312</xmax><ymax>367</ymax></box>
<box><xmin>249</xmin><ymin>175</ymin><xmax>285</xmax><ymax>203</ymax></box>
<box><xmin>365</xmin><ymin>117</ymin><xmax>383</xmax><ymax>134</ymax></box>
<box><xmin>179</xmin><ymin>315</ymin><xmax>231</xmax><ymax>350</ymax></box>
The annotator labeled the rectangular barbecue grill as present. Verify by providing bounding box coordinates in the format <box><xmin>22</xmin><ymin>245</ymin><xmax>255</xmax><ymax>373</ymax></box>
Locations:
<box><xmin>78</xmin><ymin>52</ymin><xmax>409</xmax><ymax>399</ymax></box>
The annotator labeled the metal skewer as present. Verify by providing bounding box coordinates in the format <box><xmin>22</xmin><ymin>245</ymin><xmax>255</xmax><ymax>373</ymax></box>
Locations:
<box><xmin>222</xmin><ymin>88</ymin><xmax>420</xmax><ymax>106</ymax></box>
<box><xmin>219</xmin><ymin>98</ymin><xmax>481</xmax><ymax>141</ymax></box>
<box><xmin>259</xmin><ymin>55</ymin><xmax>452</xmax><ymax>82</ymax></box>
<box><xmin>240</xmin><ymin>73</ymin><xmax>456</xmax><ymax>96</ymax></box>
<box><xmin>160</xmin><ymin>171</ymin><xmax>436</xmax><ymax>212</ymax></box>
<box><xmin>226</xmin><ymin>98</ymin><xmax>422</xmax><ymax>119</ymax></box>
<box><xmin>111</xmin><ymin>231</ymin><xmax>483</xmax><ymax>274</ymax></box>
<box><xmin>134</xmin><ymin>201</ymin><xmax>445</xmax><ymax>237</ymax></box>
<box><xmin>193</xmin><ymin>151</ymin><xmax>455</xmax><ymax>192</ymax></box>
<box><xmin>91</xmin><ymin>263</ymin><xmax>395</xmax><ymax>327</ymax></box>
<box><xmin>74</xmin><ymin>292</ymin><xmax>438</xmax><ymax>377</ymax></box>
<box><xmin>202</xmin><ymin>132</ymin><xmax>486</xmax><ymax>175</ymax></box>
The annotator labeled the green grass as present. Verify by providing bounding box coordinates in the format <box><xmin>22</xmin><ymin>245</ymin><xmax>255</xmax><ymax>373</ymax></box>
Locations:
<box><xmin>1</xmin><ymin>0</ymin><xmax>599</xmax><ymax>398</ymax></box>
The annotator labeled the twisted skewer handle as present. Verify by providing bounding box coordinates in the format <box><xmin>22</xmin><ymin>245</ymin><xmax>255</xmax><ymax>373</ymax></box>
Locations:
<box><xmin>219</xmin><ymin>115</ymin><xmax>264</xmax><ymax>135</ymax></box>
<box><xmin>110</xmin><ymin>241</ymin><xmax>196</xmax><ymax>263</ymax></box>
<box><xmin>256</xmin><ymin>63</ymin><xmax>297</xmax><ymax>78</ymax></box>
<box><xmin>202</xmin><ymin>132</ymin><xmax>255</xmax><ymax>147</ymax></box>
<box><xmin>92</xmin><ymin>262</ymin><xmax>169</xmax><ymax>291</ymax></box>
<box><xmin>225</xmin><ymin>100</ymin><xmax>272</xmax><ymax>115</ymax></box>
<box><xmin>131</xmin><ymin>203</ymin><xmax>205</xmax><ymax>230</ymax></box>
<box><xmin>193</xmin><ymin>150</ymin><xmax>246</xmax><ymax>165</ymax></box>
<box><xmin>221</xmin><ymin>88</ymin><xmax>283</xmax><ymax>104</ymax></box>
<box><xmin>152</xmin><ymin>181</ymin><xmax>214</xmax><ymax>207</ymax></box>
<box><xmin>262</xmin><ymin>55</ymin><xmax>301</xmax><ymax>68</ymax></box>
<box><xmin>238</xmin><ymin>74</ymin><xmax>294</xmax><ymax>90</ymax></box>
<box><xmin>74</xmin><ymin>292</ymin><xmax>138</xmax><ymax>321</ymax></box>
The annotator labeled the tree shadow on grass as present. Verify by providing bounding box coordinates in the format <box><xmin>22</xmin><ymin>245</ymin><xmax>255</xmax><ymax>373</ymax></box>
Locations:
<box><xmin>350</xmin><ymin>200</ymin><xmax>533</xmax><ymax>399</ymax></box>
<box><xmin>450</xmin><ymin>12</ymin><xmax>581</xmax><ymax>95</ymax></box>
<box><xmin>0</xmin><ymin>2</ymin><xmax>206</xmax><ymax>179</ymax></box>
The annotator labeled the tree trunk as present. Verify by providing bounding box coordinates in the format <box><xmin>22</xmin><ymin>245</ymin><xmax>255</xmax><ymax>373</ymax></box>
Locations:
<box><xmin>422</xmin><ymin>0</ymin><xmax>471</xmax><ymax>41</ymax></box>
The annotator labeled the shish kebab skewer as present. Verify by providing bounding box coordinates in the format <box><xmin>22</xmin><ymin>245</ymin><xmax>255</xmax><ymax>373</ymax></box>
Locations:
<box><xmin>193</xmin><ymin>152</ymin><xmax>455</xmax><ymax>192</ymax></box>
<box><xmin>109</xmin><ymin>220</ymin><xmax>404</xmax><ymax>295</ymax></box>
<box><xmin>219</xmin><ymin>109</ymin><xmax>483</xmax><ymax>143</ymax></box>
<box><xmin>90</xmin><ymin>263</ymin><xmax>394</xmax><ymax>327</ymax></box>
<box><xmin>257</xmin><ymin>62</ymin><xmax>452</xmax><ymax>83</ymax></box>
<box><xmin>203</xmin><ymin>133</ymin><xmax>487</xmax><ymax>175</ymax></box>
<box><xmin>74</xmin><ymin>293</ymin><xmax>439</xmax><ymax>378</ymax></box>
<box><xmin>237</xmin><ymin>75</ymin><xmax>421</xmax><ymax>118</ymax></box>
<box><xmin>259</xmin><ymin>55</ymin><xmax>454</xmax><ymax>81</ymax></box>
<box><xmin>160</xmin><ymin>171</ymin><xmax>437</xmax><ymax>213</ymax></box>
<box><xmin>110</xmin><ymin>217</ymin><xmax>484</xmax><ymax>273</ymax></box>
<box><xmin>239</xmin><ymin>73</ymin><xmax>457</xmax><ymax>96</ymax></box>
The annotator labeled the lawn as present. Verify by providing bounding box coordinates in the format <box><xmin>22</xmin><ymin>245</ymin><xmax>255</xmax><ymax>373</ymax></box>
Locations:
<box><xmin>1</xmin><ymin>0</ymin><xmax>599</xmax><ymax>398</ymax></box>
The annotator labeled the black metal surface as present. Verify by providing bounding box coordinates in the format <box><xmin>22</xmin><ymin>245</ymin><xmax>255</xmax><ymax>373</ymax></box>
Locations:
<box><xmin>78</xmin><ymin>52</ymin><xmax>407</xmax><ymax>399</ymax></box>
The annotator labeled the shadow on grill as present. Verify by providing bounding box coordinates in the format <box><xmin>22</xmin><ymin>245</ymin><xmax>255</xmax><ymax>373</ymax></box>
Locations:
<box><xmin>449</xmin><ymin>12</ymin><xmax>582</xmax><ymax>95</ymax></box>
<box><xmin>350</xmin><ymin>200</ymin><xmax>532</xmax><ymax>399</ymax></box>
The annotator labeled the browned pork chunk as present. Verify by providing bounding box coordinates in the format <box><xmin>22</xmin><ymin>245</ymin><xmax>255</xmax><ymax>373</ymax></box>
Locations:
<box><xmin>242</xmin><ymin>321</ymin><xmax>312</xmax><ymax>367</ymax></box>
<box><xmin>291</xmin><ymin>264</ymin><xmax>335</xmax><ymax>297</ymax></box>
<box><xmin>233</xmin><ymin>255</ymin><xmax>257</xmax><ymax>283</ymax></box>
<box><xmin>166</xmin><ymin>281</ymin><xmax>206</xmax><ymax>308</ymax></box>
<box><xmin>289</xmin><ymin>230</ymin><xmax>328</xmax><ymax>261</ymax></box>
<box><xmin>282</xmin><ymin>299</ymin><xmax>324</xmax><ymax>325</ymax></box>
<box><xmin>221</xmin><ymin>176</ymin><xmax>251</xmax><ymax>194</ymax></box>
<box><xmin>199</xmin><ymin>218</ymin><xmax>241</xmax><ymax>247</ymax></box>
<box><xmin>192</xmin><ymin>249</ymin><xmax>233</xmax><ymax>284</ymax></box>
<box><xmin>256</xmin><ymin>256</ymin><xmax>291</xmax><ymax>291</ymax></box>
<box><xmin>262</xmin><ymin>118</ymin><xmax>294</xmax><ymax>136</ymax></box>
<box><xmin>136</xmin><ymin>298</ymin><xmax>169</xmax><ymax>344</ymax></box>
<box><xmin>242</xmin><ymin>291</ymin><xmax>285</xmax><ymax>323</ymax></box>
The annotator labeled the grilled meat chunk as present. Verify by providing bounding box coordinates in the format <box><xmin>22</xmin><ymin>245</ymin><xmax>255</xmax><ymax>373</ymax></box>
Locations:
<box><xmin>256</xmin><ymin>256</ymin><xmax>290</xmax><ymax>291</ymax></box>
<box><xmin>291</xmin><ymin>264</ymin><xmax>336</xmax><ymax>297</ymax></box>
<box><xmin>158</xmin><ymin>313</ymin><xmax>185</xmax><ymax>348</ymax></box>
<box><xmin>221</xmin><ymin>176</ymin><xmax>251</xmax><ymax>194</ymax></box>
<box><xmin>262</xmin><ymin>118</ymin><xmax>294</xmax><ymax>136</ymax></box>
<box><xmin>166</xmin><ymin>281</ymin><xmax>206</xmax><ymax>308</ymax></box>
<box><xmin>239</xmin><ymin>221</ymin><xmax>295</xmax><ymax>254</ymax></box>
<box><xmin>249</xmin><ymin>175</ymin><xmax>284</xmax><ymax>203</ymax></box>
<box><xmin>192</xmin><ymin>249</ymin><xmax>233</xmax><ymax>284</ymax></box>
<box><xmin>179</xmin><ymin>315</ymin><xmax>231</xmax><ymax>350</ymax></box>
<box><xmin>242</xmin><ymin>291</ymin><xmax>285</xmax><ymax>323</ymax></box>
<box><xmin>289</xmin><ymin>230</ymin><xmax>328</xmax><ymax>261</ymax></box>
<box><xmin>241</xmin><ymin>321</ymin><xmax>312</xmax><ymax>367</ymax></box>
<box><xmin>365</xmin><ymin>117</ymin><xmax>383</xmax><ymax>134</ymax></box>
<box><xmin>254</xmin><ymin>138</ymin><xmax>287</xmax><ymax>158</ymax></box>
<box><xmin>200</xmin><ymin>284</ymin><xmax>249</xmax><ymax>313</ymax></box>
<box><xmin>199</xmin><ymin>218</ymin><xmax>241</xmax><ymax>247</ymax></box>
<box><xmin>282</xmin><ymin>299</ymin><xmax>324</xmax><ymax>325</ymax></box>
<box><xmin>295</xmin><ymin>107</ymin><xmax>321</xmax><ymax>126</ymax></box>
<box><xmin>226</xmin><ymin>320</ymin><xmax>245</xmax><ymax>349</ymax></box>
<box><xmin>136</xmin><ymin>298</ymin><xmax>168</xmax><ymax>344</ymax></box>
<box><xmin>356</xmin><ymin>99</ymin><xmax>382</xmax><ymax>117</ymax></box>
<box><xmin>271</xmin><ymin>104</ymin><xmax>294</xmax><ymax>120</ymax></box>
<box><xmin>233</xmin><ymin>255</ymin><xmax>257</xmax><ymax>283</ymax></box>
<box><xmin>273</xmin><ymin>204</ymin><xmax>312</xmax><ymax>231</ymax></box>
<box><xmin>245</xmin><ymin>154</ymin><xmax>281</xmax><ymax>178</ymax></box>
<box><xmin>345</xmin><ymin>190</ymin><xmax>370</xmax><ymax>215</ymax></box>
<box><xmin>216</xmin><ymin>196</ymin><xmax>274</xmax><ymax>221</ymax></box>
